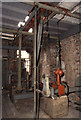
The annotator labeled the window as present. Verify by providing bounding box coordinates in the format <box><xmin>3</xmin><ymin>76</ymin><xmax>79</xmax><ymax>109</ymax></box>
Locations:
<box><xmin>17</xmin><ymin>50</ymin><xmax>31</xmax><ymax>73</ymax></box>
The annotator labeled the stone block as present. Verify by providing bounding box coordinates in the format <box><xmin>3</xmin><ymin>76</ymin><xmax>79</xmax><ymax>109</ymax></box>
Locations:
<box><xmin>41</xmin><ymin>95</ymin><xmax>68</xmax><ymax>118</ymax></box>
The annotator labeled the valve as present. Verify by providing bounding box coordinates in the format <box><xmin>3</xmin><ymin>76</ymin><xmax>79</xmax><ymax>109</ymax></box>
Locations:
<box><xmin>54</xmin><ymin>68</ymin><xmax>63</xmax><ymax>86</ymax></box>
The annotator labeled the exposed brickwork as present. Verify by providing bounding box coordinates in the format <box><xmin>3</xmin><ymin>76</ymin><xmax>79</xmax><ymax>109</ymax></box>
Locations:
<box><xmin>39</xmin><ymin>32</ymin><xmax>81</xmax><ymax>103</ymax></box>
<box><xmin>39</xmin><ymin>32</ymin><xmax>81</xmax><ymax>90</ymax></box>
<box><xmin>61</xmin><ymin>33</ymin><xmax>80</xmax><ymax>87</ymax></box>
<box><xmin>39</xmin><ymin>36</ymin><xmax>57</xmax><ymax>83</ymax></box>
<box><xmin>49</xmin><ymin>41</ymin><xmax>57</xmax><ymax>82</ymax></box>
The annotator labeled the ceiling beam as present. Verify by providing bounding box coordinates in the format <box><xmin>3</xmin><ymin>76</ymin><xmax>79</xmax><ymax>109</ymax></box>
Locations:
<box><xmin>36</xmin><ymin>3</ymin><xmax>81</xmax><ymax>19</ymax></box>
<box><xmin>0</xmin><ymin>28</ymin><xmax>34</xmax><ymax>35</ymax></box>
<box><xmin>1</xmin><ymin>45</ymin><xmax>33</xmax><ymax>50</ymax></box>
<box><xmin>71</xmin><ymin>2</ymin><xmax>81</xmax><ymax>13</ymax></box>
<box><xmin>1</xmin><ymin>28</ymin><xmax>58</xmax><ymax>40</ymax></box>
<box><xmin>43</xmin><ymin>12</ymin><xmax>56</xmax><ymax>24</ymax></box>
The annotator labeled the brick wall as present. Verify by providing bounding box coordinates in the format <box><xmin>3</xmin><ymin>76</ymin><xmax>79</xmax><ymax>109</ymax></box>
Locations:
<box><xmin>39</xmin><ymin>32</ymin><xmax>81</xmax><ymax>92</ymax></box>
<box><xmin>39</xmin><ymin>36</ymin><xmax>57</xmax><ymax>83</ymax></box>
<box><xmin>39</xmin><ymin>32</ymin><xmax>81</xmax><ymax>103</ymax></box>
<box><xmin>61</xmin><ymin>33</ymin><xmax>80</xmax><ymax>88</ymax></box>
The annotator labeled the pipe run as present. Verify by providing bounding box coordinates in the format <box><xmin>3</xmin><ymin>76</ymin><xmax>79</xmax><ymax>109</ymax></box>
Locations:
<box><xmin>33</xmin><ymin>5</ymin><xmax>38</xmax><ymax>119</ymax></box>
<box><xmin>35</xmin><ymin>3</ymin><xmax>81</xmax><ymax>19</ymax></box>
<box><xmin>0</xmin><ymin>46</ymin><xmax>32</xmax><ymax>50</ymax></box>
<box><xmin>0</xmin><ymin>28</ymin><xmax>34</xmax><ymax>35</ymax></box>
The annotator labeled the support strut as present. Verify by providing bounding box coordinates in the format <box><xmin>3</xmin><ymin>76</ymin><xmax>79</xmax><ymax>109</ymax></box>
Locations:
<box><xmin>34</xmin><ymin>5</ymin><xmax>38</xmax><ymax>119</ymax></box>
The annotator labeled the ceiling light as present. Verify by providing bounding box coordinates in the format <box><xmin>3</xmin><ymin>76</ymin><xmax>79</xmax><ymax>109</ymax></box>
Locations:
<box><xmin>18</xmin><ymin>21</ymin><xmax>25</xmax><ymax>28</ymax></box>
<box><xmin>25</xmin><ymin>16</ymin><xmax>29</xmax><ymax>22</ymax></box>
<box><xmin>28</xmin><ymin>28</ymin><xmax>33</xmax><ymax>33</ymax></box>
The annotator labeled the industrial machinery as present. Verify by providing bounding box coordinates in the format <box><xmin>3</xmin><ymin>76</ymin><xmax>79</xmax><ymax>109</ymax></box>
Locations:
<box><xmin>50</xmin><ymin>68</ymin><xmax>68</xmax><ymax>98</ymax></box>
<box><xmin>42</xmin><ymin>69</ymin><xmax>68</xmax><ymax>99</ymax></box>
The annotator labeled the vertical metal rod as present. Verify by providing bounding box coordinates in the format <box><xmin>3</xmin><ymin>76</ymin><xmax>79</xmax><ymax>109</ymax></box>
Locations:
<box><xmin>57</xmin><ymin>22</ymin><xmax>61</xmax><ymax>69</ymax></box>
<box><xmin>36</xmin><ymin>17</ymin><xmax>43</xmax><ymax>118</ymax></box>
<box><xmin>34</xmin><ymin>5</ymin><xmax>37</xmax><ymax>119</ymax></box>
<box><xmin>37</xmin><ymin>65</ymin><xmax>40</xmax><ymax>119</ymax></box>
<box><xmin>17</xmin><ymin>33</ymin><xmax>22</xmax><ymax>91</ymax></box>
<box><xmin>79</xmin><ymin>33</ymin><xmax>81</xmax><ymax>81</ymax></box>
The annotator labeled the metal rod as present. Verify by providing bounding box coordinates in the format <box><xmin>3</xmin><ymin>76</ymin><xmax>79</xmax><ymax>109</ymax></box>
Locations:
<box><xmin>37</xmin><ymin>65</ymin><xmax>40</xmax><ymax>119</ymax></box>
<box><xmin>79</xmin><ymin>32</ymin><xmax>81</xmax><ymax>76</ymax></box>
<box><xmin>43</xmin><ymin>12</ymin><xmax>56</xmax><ymax>24</ymax></box>
<box><xmin>36</xmin><ymin>3</ymin><xmax>81</xmax><ymax>19</ymax></box>
<box><xmin>1</xmin><ymin>46</ymin><xmax>33</xmax><ymax>50</ymax></box>
<box><xmin>1</xmin><ymin>28</ymin><xmax>58</xmax><ymax>40</ymax></box>
<box><xmin>0</xmin><ymin>28</ymin><xmax>34</xmax><ymax>35</ymax></box>
<box><xmin>17</xmin><ymin>33</ymin><xmax>22</xmax><ymax>91</ymax></box>
<box><xmin>34</xmin><ymin>5</ymin><xmax>37</xmax><ymax>119</ymax></box>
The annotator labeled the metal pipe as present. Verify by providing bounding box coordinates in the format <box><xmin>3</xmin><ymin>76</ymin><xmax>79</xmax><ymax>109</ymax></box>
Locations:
<box><xmin>1</xmin><ymin>28</ymin><xmax>58</xmax><ymax>40</ymax></box>
<box><xmin>17</xmin><ymin>33</ymin><xmax>22</xmax><ymax>91</ymax></box>
<box><xmin>43</xmin><ymin>12</ymin><xmax>56</xmax><ymax>24</ymax></box>
<box><xmin>37</xmin><ymin>65</ymin><xmax>39</xmax><ymax>119</ymax></box>
<box><xmin>36</xmin><ymin>3</ymin><xmax>81</xmax><ymax>19</ymax></box>
<box><xmin>0</xmin><ymin>28</ymin><xmax>34</xmax><ymax>35</ymax></box>
<box><xmin>71</xmin><ymin>2</ymin><xmax>81</xmax><ymax>13</ymax></box>
<box><xmin>1</xmin><ymin>46</ymin><xmax>33</xmax><ymax>50</ymax></box>
<box><xmin>34</xmin><ymin>5</ymin><xmax>37</xmax><ymax>119</ymax></box>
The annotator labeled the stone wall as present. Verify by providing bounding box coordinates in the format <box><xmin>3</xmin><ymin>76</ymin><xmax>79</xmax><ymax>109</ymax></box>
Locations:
<box><xmin>39</xmin><ymin>36</ymin><xmax>57</xmax><ymax>83</ymax></box>
<box><xmin>61</xmin><ymin>33</ymin><xmax>80</xmax><ymax>88</ymax></box>
<box><xmin>39</xmin><ymin>32</ymin><xmax>81</xmax><ymax>102</ymax></box>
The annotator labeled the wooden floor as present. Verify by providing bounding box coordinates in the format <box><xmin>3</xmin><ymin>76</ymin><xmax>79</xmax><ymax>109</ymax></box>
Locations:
<box><xmin>2</xmin><ymin>90</ymin><xmax>81</xmax><ymax>118</ymax></box>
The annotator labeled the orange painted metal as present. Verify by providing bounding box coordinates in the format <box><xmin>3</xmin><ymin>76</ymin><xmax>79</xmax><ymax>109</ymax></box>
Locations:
<box><xmin>52</xmin><ymin>84</ymin><xmax>57</xmax><ymax>89</ymax></box>
<box><xmin>17</xmin><ymin>2</ymin><xmax>71</xmax><ymax>51</ymax></box>
<box><xmin>54</xmin><ymin>68</ymin><xmax>63</xmax><ymax>86</ymax></box>
<box><xmin>17</xmin><ymin>2</ymin><xmax>70</xmax><ymax>38</ymax></box>
<box><xmin>58</xmin><ymin>85</ymin><xmax>65</xmax><ymax>96</ymax></box>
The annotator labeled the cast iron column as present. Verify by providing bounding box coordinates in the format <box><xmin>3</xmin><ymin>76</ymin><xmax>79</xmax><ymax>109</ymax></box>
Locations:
<box><xmin>34</xmin><ymin>5</ymin><xmax>37</xmax><ymax>119</ymax></box>
<box><xmin>17</xmin><ymin>33</ymin><xmax>22</xmax><ymax>91</ymax></box>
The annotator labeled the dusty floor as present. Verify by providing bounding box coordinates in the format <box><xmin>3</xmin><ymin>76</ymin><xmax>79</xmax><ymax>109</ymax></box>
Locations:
<box><xmin>2</xmin><ymin>91</ymin><xmax>50</xmax><ymax>118</ymax></box>
<box><xmin>2</xmin><ymin>90</ymin><xmax>81</xmax><ymax>119</ymax></box>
